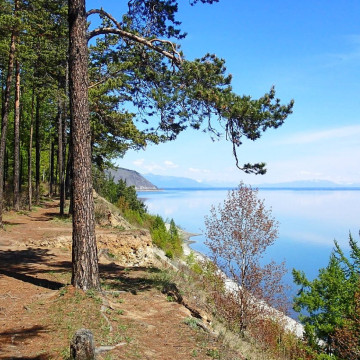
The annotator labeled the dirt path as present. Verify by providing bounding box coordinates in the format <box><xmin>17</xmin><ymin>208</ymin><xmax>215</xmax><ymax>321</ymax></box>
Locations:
<box><xmin>0</xmin><ymin>201</ymin><xmax>234</xmax><ymax>360</ymax></box>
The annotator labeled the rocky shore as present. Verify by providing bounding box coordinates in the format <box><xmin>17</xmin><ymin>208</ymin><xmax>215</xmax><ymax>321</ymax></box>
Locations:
<box><xmin>177</xmin><ymin>229</ymin><xmax>305</xmax><ymax>338</ymax></box>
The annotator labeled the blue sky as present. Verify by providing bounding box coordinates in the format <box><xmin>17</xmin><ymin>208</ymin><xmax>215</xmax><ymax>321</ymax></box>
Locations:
<box><xmin>87</xmin><ymin>0</ymin><xmax>360</xmax><ymax>185</ymax></box>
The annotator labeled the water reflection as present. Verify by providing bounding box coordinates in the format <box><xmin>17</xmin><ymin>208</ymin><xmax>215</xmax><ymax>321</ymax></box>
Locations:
<box><xmin>138</xmin><ymin>188</ymin><xmax>360</xmax><ymax>286</ymax></box>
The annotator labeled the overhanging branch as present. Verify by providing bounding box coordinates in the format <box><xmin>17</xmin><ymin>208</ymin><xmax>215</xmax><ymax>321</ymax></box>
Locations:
<box><xmin>87</xmin><ymin>8</ymin><xmax>182</xmax><ymax>65</ymax></box>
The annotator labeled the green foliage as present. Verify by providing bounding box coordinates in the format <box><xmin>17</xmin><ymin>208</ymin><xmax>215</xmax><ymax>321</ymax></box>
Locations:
<box><xmin>93</xmin><ymin>169</ymin><xmax>147</xmax><ymax>216</ymax></box>
<box><xmin>115</xmin><ymin>179</ymin><xmax>147</xmax><ymax>215</ymax></box>
<box><xmin>93</xmin><ymin>168</ymin><xmax>119</xmax><ymax>204</ymax></box>
<box><xmin>206</xmin><ymin>348</ymin><xmax>220</xmax><ymax>359</ymax></box>
<box><xmin>332</xmin><ymin>288</ymin><xmax>360</xmax><ymax>360</ymax></box>
<box><xmin>1</xmin><ymin>0</ymin><xmax>293</xmax><ymax>217</ymax></box>
<box><xmin>184</xmin><ymin>316</ymin><xmax>200</xmax><ymax>330</ymax></box>
<box><xmin>122</xmin><ymin>208</ymin><xmax>145</xmax><ymax>226</ymax></box>
<box><xmin>185</xmin><ymin>251</ymin><xmax>203</xmax><ymax>275</ymax></box>
<box><xmin>93</xmin><ymin>170</ymin><xmax>183</xmax><ymax>258</ymax></box>
<box><xmin>148</xmin><ymin>215</ymin><xmax>183</xmax><ymax>258</ymax></box>
<box><xmin>293</xmin><ymin>233</ymin><xmax>360</xmax><ymax>355</ymax></box>
<box><xmin>86</xmin><ymin>3</ymin><xmax>294</xmax><ymax>174</ymax></box>
<box><xmin>315</xmin><ymin>354</ymin><xmax>337</xmax><ymax>360</ymax></box>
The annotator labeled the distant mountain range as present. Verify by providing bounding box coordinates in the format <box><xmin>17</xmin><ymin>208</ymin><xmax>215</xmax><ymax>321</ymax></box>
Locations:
<box><xmin>143</xmin><ymin>174</ymin><xmax>213</xmax><ymax>189</ymax></box>
<box><xmin>106</xmin><ymin>168</ymin><xmax>360</xmax><ymax>190</ymax></box>
<box><xmin>142</xmin><ymin>174</ymin><xmax>360</xmax><ymax>189</ymax></box>
<box><xmin>108</xmin><ymin>168</ymin><xmax>158</xmax><ymax>190</ymax></box>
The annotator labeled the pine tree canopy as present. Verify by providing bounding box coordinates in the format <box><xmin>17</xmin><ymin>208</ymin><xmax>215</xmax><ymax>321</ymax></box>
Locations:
<box><xmin>0</xmin><ymin>0</ymin><xmax>294</xmax><ymax>174</ymax></box>
<box><xmin>85</xmin><ymin>1</ymin><xmax>294</xmax><ymax>173</ymax></box>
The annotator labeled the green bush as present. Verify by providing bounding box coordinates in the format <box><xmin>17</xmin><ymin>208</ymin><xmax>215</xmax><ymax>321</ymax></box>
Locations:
<box><xmin>293</xmin><ymin>233</ymin><xmax>360</xmax><ymax>357</ymax></box>
<box><xmin>185</xmin><ymin>252</ymin><xmax>203</xmax><ymax>275</ymax></box>
<box><xmin>165</xmin><ymin>250</ymin><xmax>174</xmax><ymax>259</ymax></box>
<box><xmin>92</xmin><ymin>169</ymin><xmax>183</xmax><ymax>259</ymax></box>
<box><xmin>93</xmin><ymin>169</ymin><xmax>146</xmax><ymax>216</ymax></box>
<box><xmin>147</xmin><ymin>215</ymin><xmax>183</xmax><ymax>258</ymax></box>
<box><xmin>115</xmin><ymin>179</ymin><xmax>146</xmax><ymax>216</ymax></box>
<box><xmin>122</xmin><ymin>208</ymin><xmax>144</xmax><ymax>226</ymax></box>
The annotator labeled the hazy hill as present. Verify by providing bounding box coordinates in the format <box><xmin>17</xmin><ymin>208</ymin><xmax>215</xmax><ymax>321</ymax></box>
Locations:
<box><xmin>108</xmin><ymin>168</ymin><xmax>158</xmax><ymax>190</ymax></box>
<box><xmin>143</xmin><ymin>174</ymin><xmax>360</xmax><ymax>189</ymax></box>
<box><xmin>143</xmin><ymin>173</ymin><xmax>213</xmax><ymax>189</ymax></box>
<box><xmin>108</xmin><ymin>169</ymin><xmax>360</xmax><ymax>190</ymax></box>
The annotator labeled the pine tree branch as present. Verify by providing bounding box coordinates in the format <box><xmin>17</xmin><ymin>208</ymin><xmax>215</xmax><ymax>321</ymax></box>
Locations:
<box><xmin>87</xmin><ymin>9</ymin><xmax>182</xmax><ymax>65</ymax></box>
<box><xmin>88</xmin><ymin>69</ymin><xmax>123</xmax><ymax>89</ymax></box>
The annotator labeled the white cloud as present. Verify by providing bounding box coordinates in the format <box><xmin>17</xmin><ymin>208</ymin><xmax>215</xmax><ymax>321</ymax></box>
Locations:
<box><xmin>188</xmin><ymin>167</ymin><xmax>200</xmax><ymax>173</ymax></box>
<box><xmin>282</xmin><ymin>125</ymin><xmax>360</xmax><ymax>145</ymax></box>
<box><xmin>143</xmin><ymin>164</ymin><xmax>164</xmax><ymax>172</ymax></box>
<box><xmin>133</xmin><ymin>158</ymin><xmax>145</xmax><ymax>167</ymax></box>
<box><xmin>262</xmin><ymin>144</ymin><xmax>360</xmax><ymax>184</ymax></box>
<box><xmin>164</xmin><ymin>160</ymin><xmax>179</xmax><ymax>168</ymax></box>
<box><xmin>188</xmin><ymin>167</ymin><xmax>210</xmax><ymax>174</ymax></box>
<box><xmin>132</xmin><ymin>158</ymin><xmax>164</xmax><ymax>173</ymax></box>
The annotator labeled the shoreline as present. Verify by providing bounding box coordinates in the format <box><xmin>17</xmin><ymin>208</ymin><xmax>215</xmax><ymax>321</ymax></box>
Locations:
<box><xmin>177</xmin><ymin>227</ymin><xmax>304</xmax><ymax>338</ymax></box>
<box><xmin>178</xmin><ymin>228</ymin><xmax>202</xmax><ymax>257</ymax></box>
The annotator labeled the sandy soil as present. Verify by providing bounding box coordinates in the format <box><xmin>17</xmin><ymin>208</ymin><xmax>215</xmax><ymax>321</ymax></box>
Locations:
<box><xmin>0</xmin><ymin>200</ymin><xmax>239</xmax><ymax>360</ymax></box>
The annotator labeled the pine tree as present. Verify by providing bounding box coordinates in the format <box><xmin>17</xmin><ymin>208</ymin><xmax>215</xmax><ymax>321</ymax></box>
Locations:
<box><xmin>0</xmin><ymin>0</ymin><xmax>18</xmax><ymax>227</ymax></box>
<box><xmin>13</xmin><ymin>59</ymin><xmax>20</xmax><ymax>210</ymax></box>
<box><xmin>293</xmin><ymin>233</ymin><xmax>360</xmax><ymax>354</ymax></box>
<box><xmin>0</xmin><ymin>0</ymin><xmax>293</xmax><ymax>289</ymax></box>
<box><xmin>66</xmin><ymin>0</ymin><xmax>294</xmax><ymax>290</ymax></box>
<box><xmin>69</xmin><ymin>0</ymin><xmax>100</xmax><ymax>290</ymax></box>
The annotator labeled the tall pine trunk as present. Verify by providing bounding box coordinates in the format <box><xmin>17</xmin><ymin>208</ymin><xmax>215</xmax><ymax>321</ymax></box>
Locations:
<box><xmin>59</xmin><ymin>63</ymin><xmax>68</xmax><ymax>215</ymax></box>
<box><xmin>58</xmin><ymin>101</ymin><xmax>66</xmax><ymax>215</ymax></box>
<box><xmin>20</xmin><ymin>153</ymin><xmax>23</xmax><ymax>191</ymax></box>
<box><xmin>65</xmin><ymin>137</ymin><xmax>73</xmax><ymax>214</ymax></box>
<box><xmin>35</xmin><ymin>97</ymin><xmax>40</xmax><ymax>205</ymax></box>
<box><xmin>49</xmin><ymin>140</ymin><xmax>55</xmax><ymax>197</ymax></box>
<box><xmin>4</xmin><ymin>150</ymin><xmax>9</xmax><ymax>184</ymax></box>
<box><xmin>0</xmin><ymin>27</ymin><xmax>17</xmax><ymax>227</ymax></box>
<box><xmin>57</xmin><ymin>104</ymin><xmax>63</xmax><ymax>212</ymax></box>
<box><xmin>13</xmin><ymin>59</ymin><xmax>20</xmax><ymax>211</ymax></box>
<box><xmin>68</xmin><ymin>0</ymin><xmax>100</xmax><ymax>290</ymax></box>
<box><xmin>28</xmin><ymin>88</ymin><xmax>35</xmax><ymax>211</ymax></box>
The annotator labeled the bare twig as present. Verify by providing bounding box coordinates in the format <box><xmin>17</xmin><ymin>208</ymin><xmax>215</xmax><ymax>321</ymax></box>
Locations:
<box><xmin>95</xmin><ymin>342</ymin><xmax>126</xmax><ymax>354</ymax></box>
<box><xmin>0</xmin><ymin>292</ymin><xmax>19</xmax><ymax>300</ymax></box>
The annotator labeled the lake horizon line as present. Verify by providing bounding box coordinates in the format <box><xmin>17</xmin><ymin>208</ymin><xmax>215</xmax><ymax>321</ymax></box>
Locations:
<box><xmin>138</xmin><ymin>186</ymin><xmax>360</xmax><ymax>192</ymax></box>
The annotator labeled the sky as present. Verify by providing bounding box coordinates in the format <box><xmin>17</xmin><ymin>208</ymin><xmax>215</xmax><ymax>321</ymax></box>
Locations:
<box><xmin>87</xmin><ymin>0</ymin><xmax>360</xmax><ymax>186</ymax></box>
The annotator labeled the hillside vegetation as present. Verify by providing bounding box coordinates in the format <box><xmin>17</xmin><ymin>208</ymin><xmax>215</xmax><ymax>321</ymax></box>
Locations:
<box><xmin>0</xmin><ymin>188</ymin><xmax>305</xmax><ymax>360</ymax></box>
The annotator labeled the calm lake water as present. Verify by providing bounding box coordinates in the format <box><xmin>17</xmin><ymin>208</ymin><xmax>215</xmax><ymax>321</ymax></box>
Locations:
<box><xmin>138</xmin><ymin>188</ymin><xmax>360</xmax><ymax>301</ymax></box>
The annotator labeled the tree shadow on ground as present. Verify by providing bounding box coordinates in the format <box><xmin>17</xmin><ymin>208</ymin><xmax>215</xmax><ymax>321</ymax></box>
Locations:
<box><xmin>100</xmin><ymin>263</ymin><xmax>170</xmax><ymax>294</ymax></box>
<box><xmin>1</xmin><ymin>357</ymin><xmax>50</xmax><ymax>360</ymax></box>
<box><xmin>0</xmin><ymin>325</ymin><xmax>48</xmax><ymax>342</ymax></box>
<box><xmin>43</xmin><ymin>201</ymin><xmax>59</xmax><ymax>209</ymax></box>
<box><xmin>44</xmin><ymin>212</ymin><xmax>71</xmax><ymax>222</ymax></box>
<box><xmin>0</xmin><ymin>268</ymin><xmax>63</xmax><ymax>290</ymax></box>
<box><xmin>0</xmin><ymin>248</ymin><xmax>68</xmax><ymax>290</ymax></box>
<box><xmin>38</xmin><ymin>200</ymin><xmax>70</xmax><ymax>221</ymax></box>
<box><xmin>27</xmin><ymin>216</ymin><xmax>53</xmax><ymax>222</ymax></box>
<box><xmin>0</xmin><ymin>248</ymin><xmax>56</xmax><ymax>266</ymax></box>
<box><xmin>0</xmin><ymin>325</ymin><xmax>50</xmax><ymax>360</ymax></box>
<box><xmin>26</xmin><ymin>201</ymin><xmax>60</xmax><ymax>222</ymax></box>
<box><xmin>2</xmin><ymin>221</ymin><xmax>26</xmax><ymax>226</ymax></box>
<box><xmin>0</xmin><ymin>246</ymin><xmax>169</xmax><ymax>293</ymax></box>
